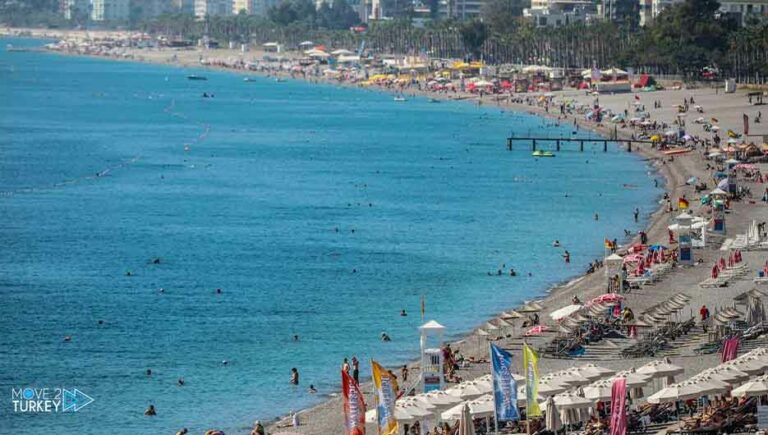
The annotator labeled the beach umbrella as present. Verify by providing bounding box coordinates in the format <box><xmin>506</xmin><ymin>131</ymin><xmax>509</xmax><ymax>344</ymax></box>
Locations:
<box><xmin>548</xmin><ymin>393</ymin><xmax>593</xmax><ymax>410</ymax></box>
<box><xmin>416</xmin><ymin>390</ymin><xmax>463</xmax><ymax>409</ymax></box>
<box><xmin>457</xmin><ymin>403</ymin><xmax>475</xmax><ymax>435</ymax></box>
<box><xmin>529</xmin><ymin>301</ymin><xmax>545</xmax><ymax>311</ymax></box>
<box><xmin>583</xmin><ymin>379</ymin><xmax>613</xmax><ymax>401</ymax></box>
<box><xmin>441</xmin><ymin>395</ymin><xmax>494</xmax><ymax>421</ymax></box>
<box><xmin>446</xmin><ymin>381</ymin><xmax>486</xmax><ymax>399</ymax></box>
<box><xmin>733</xmin><ymin>356</ymin><xmax>768</xmax><ymax>374</ymax></box>
<box><xmin>550</xmin><ymin>304</ymin><xmax>583</xmax><ymax>321</ymax></box>
<box><xmin>331</xmin><ymin>49</ymin><xmax>353</xmax><ymax>55</ymax></box>
<box><xmin>545</xmin><ymin>396</ymin><xmax>563</xmax><ymax>432</ymax></box>
<box><xmin>517</xmin><ymin>385</ymin><xmax>544</xmax><ymax>405</ymax></box>
<box><xmin>589</xmin><ymin>293</ymin><xmax>624</xmax><ymax>306</ymax></box>
<box><xmin>731</xmin><ymin>374</ymin><xmax>768</xmax><ymax>398</ymax></box>
<box><xmin>647</xmin><ymin>382</ymin><xmax>698</xmax><ymax>403</ymax></box>
<box><xmin>701</xmin><ymin>365</ymin><xmax>749</xmax><ymax>384</ymax></box>
<box><xmin>611</xmin><ymin>369</ymin><xmax>652</xmax><ymax>388</ymax></box>
<box><xmin>637</xmin><ymin>359</ymin><xmax>684</xmax><ymax>379</ymax></box>
<box><xmin>395</xmin><ymin>401</ymin><xmax>433</xmax><ymax>422</ymax></box>
<box><xmin>502</xmin><ymin>310</ymin><xmax>523</xmax><ymax>319</ymax></box>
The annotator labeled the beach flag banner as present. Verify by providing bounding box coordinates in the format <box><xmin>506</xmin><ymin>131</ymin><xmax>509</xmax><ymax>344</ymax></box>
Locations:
<box><xmin>744</xmin><ymin>113</ymin><xmax>750</xmax><ymax>135</ymax></box>
<box><xmin>522</xmin><ymin>343</ymin><xmax>541</xmax><ymax>417</ymax></box>
<box><xmin>721</xmin><ymin>337</ymin><xmax>740</xmax><ymax>363</ymax></box>
<box><xmin>610</xmin><ymin>377</ymin><xmax>628</xmax><ymax>435</ymax></box>
<box><xmin>490</xmin><ymin>344</ymin><xmax>519</xmax><ymax>421</ymax></box>
<box><xmin>678</xmin><ymin>197</ymin><xmax>689</xmax><ymax>209</ymax></box>
<box><xmin>342</xmin><ymin>370</ymin><xmax>366</xmax><ymax>435</ymax></box>
<box><xmin>371</xmin><ymin>360</ymin><xmax>399</xmax><ymax>435</ymax></box>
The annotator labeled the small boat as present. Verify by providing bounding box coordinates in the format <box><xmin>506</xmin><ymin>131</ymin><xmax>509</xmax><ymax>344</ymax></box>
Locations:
<box><xmin>532</xmin><ymin>150</ymin><xmax>556</xmax><ymax>157</ymax></box>
<box><xmin>275</xmin><ymin>78</ymin><xmax>286</xmax><ymax>83</ymax></box>
<box><xmin>394</xmin><ymin>96</ymin><xmax>406</xmax><ymax>102</ymax></box>
<box><xmin>243</xmin><ymin>77</ymin><xmax>255</xmax><ymax>82</ymax></box>
<box><xmin>428</xmin><ymin>98</ymin><xmax>441</xmax><ymax>103</ymax></box>
<box><xmin>187</xmin><ymin>75</ymin><xmax>207</xmax><ymax>81</ymax></box>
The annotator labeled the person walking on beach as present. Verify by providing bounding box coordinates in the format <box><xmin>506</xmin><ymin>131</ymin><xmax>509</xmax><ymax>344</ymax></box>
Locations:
<box><xmin>342</xmin><ymin>358</ymin><xmax>350</xmax><ymax>375</ymax></box>
<box><xmin>352</xmin><ymin>357</ymin><xmax>359</xmax><ymax>384</ymax></box>
<box><xmin>401</xmin><ymin>364</ymin><xmax>409</xmax><ymax>383</ymax></box>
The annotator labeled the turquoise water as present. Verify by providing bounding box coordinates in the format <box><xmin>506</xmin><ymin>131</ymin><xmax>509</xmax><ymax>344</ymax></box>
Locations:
<box><xmin>0</xmin><ymin>37</ymin><xmax>660</xmax><ymax>434</ymax></box>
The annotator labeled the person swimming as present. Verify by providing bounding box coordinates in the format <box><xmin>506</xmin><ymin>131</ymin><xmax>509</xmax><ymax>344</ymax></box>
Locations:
<box><xmin>553</xmin><ymin>240</ymin><xmax>560</xmax><ymax>247</ymax></box>
<box><xmin>308</xmin><ymin>384</ymin><xmax>317</xmax><ymax>393</ymax></box>
<box><xmin>290</xmin><ymin>368</ymin><xmax>299</xmax><ymax>385</ymax></box>
<box><xmin>178</xmin><ymin>377</ymin><xmax>185</xmax><ymax>386</ymax></box>
<box><xmin>400</xmin><ymin>309</ymin><xmax>407</xmax><ymax>316</ymax></box>
<box><xmin>509</xmin><ymin>268</ymin><xmax>517</xmax><ymax>277</ymax></box>
<box><xmin>144</xmin><ymin>404</ymin><xmax>157</xmax><ymax>416</ymax></box>
<box><xmin>381</xmin><ymin>333</ymin><xmax>392</xmax><ymax>342</ymax></box>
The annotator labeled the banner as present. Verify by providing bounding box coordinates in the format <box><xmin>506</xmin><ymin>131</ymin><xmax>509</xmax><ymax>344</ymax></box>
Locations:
<box><xmin>490</xmin><ymin>344</ymin><xmax>519</xmax><ymax>421</ymax></box>
<box><xmin>371</xmin><ymin>360</ymin><xmax>399</xmax><ymax>435</ymax></box>
<box><xmin>678</xmin><ymin>197</ymin><xmax>689</xmax><ymax>209</ymax></box>
<box><xmin>522</xmin><ymin>343</ymin><xmax>541</xmax><ymax>417</ymax></box>
<box><xmin>342</xmin><ymin>370</ymin><xmax>366</xmax><ymax>435</ymax></box>
<box><xmin>610</xmin><ymin>378</ymin><xmax>627</xmax><ymax>435</ymax></box>
<box><xmin>721</xmin><ymin>337</ymin><xmax>740</xmax><ymax>362</ymax></box>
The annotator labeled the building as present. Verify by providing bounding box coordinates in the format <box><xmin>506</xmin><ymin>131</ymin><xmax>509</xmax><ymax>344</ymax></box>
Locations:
<box><xmin>718</xmin><ymin>0</ymin><xmax>768</xmax><ymax>25</ymax></box>
<box><xmin>194</xmin><ymin>0</ymin><xmax>232</xmax><ymax>17</ymax></box>
<box><xmin>638</xmin><ymin>0</ymin><xmax>652</xmax><ymax>26</ymax></box>
<box><xmin>90</xmin><ymin>0</ymin><xmax>130</xmax><ymax>20</ymax></box>
<box><xmin>523</xmin><ymin>0</ymin><xmax>597</xmax><ymax>27</ymax></box>
<box><xmin>435</xmin><ymin>0</ymin><xmax>485</xmax><ymax>19</ymax></box>
<box><xmin>60</xmin><ymin>0</ymin><xmax>90</xmax><ymax>19</ymax></box>
<box><xmin>233</xmin><ymin>0</ymin><xmax>250</xmax><ymax>13</ymax></box>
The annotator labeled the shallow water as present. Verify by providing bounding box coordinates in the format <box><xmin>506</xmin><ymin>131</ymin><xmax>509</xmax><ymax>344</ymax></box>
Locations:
<box><xmin>0</xmin><ymin>37</ymin><xmax>660</xmax><ymax>433</ymax></box>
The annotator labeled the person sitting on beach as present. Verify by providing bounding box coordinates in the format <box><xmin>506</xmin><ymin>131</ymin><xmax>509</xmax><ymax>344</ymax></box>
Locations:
<box><xmin>572</xmin><ymin>295</ymin><xmax>581</xmax><ymax>304</ymax></box>
<box><xmin>144</xmin><ymin>404</ymin><xmax>156</xmax><ymax>416</ymax></box>
<box><xmin>290</xmin><ymin>367</ymin><xmax>299</xmax><ymax>385</ymax></box>
<box><xmin>252</xmin><ymin>421</ymin><xmax>266</xmax><ymax>435</ymax></box>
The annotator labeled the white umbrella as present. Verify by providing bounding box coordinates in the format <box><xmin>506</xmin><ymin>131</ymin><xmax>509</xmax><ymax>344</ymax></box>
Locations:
<box><xmin>545</xmin><ymin>396</ymin><xmax>563</xmax><ymax>432</ymax></box>
<box><xmin>547</xmin><ymin>393</ymin><xmax>593</xmax><ymax>410</ymax></box>
<box><xmin>576</xmin><ymin>364</ymin><xmax>614</xmax><ymax>380</ymax></box>
<box><xmin>415</xmin><ymin>390</ymin><xmax>463</xmax><ymax>409</ymax></box>
<box><xmin>732</xmin><ymin>374</ymin><xmax>768</xmax><ymax>397</ymax></box>
<box><xmin>550</xmin><ymin>304</ymin><xmax>583</xmax><ymax>321</ymax></box>
<box><xmin>637</xmin><ymin>359</ymin><xmax>684</xmax><ymax>378</ymax></box>
<box><xmin>583</xmin><ymin>380</ymin><xmax>613</xmax><ymax>401</ymax></box>
<box><xmin>701</xmin><ymin>365</ymin><xmax>749</xmax><ymax>384</ymax></box>
<box><xmin>647</xmin><ymin>382</ymin><xmax>698</xmax><ymax>403</ymax></box>
<box><xmin>331</xmin><ymin>48</ymin><xmax>353</xmax><ymax>55</ymax></box>
<box><xmin>395</xmin><ymin>401</ymin><xmax>432</xmax><ymax>422</ymax></box>
<box><xmin>446</xmin><ymin>381</ymin><xmax>486</xmax><ymax>399</ymax></box>
<box><xmin>612</xmin><ymin>369</ymin><xmax>652</xmax><ymax>387</ymax></box>
<box><xmin>457</xmin><ymin>402</ymin><xmax>475</xmax><ymax>435</ymax></box>
<box><xmin>441</xmin><ymin>395</ymin><xmax>494</xmax><ymax>421</ymax></box>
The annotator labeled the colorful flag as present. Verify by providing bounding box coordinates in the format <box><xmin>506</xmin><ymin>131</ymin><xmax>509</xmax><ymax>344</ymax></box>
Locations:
<box><xmin>371</xmin><ymin>360</ymin><xmax>398</xmax><ymax>435</ymax></box>
<box><xmin>522</xmin><ymin>343</ymin><xmax>541</xmax><ymax>417</ymax></box>
<box><xmin>342</xmin><ymin>370</ymin><xmax>366</xmax><ymax>435</ymax></box>
<box><xmin>609</xmin><ymin>377</ymin><xmax>627</xmax><ymax>435</ymax></box>
<box><xmin>490</xmin><ymin>344</ymin><xmax>519</xmax><ymax>421</ymax></box>
<box><xmin>678</xmin><ymin>197</ymin><xmax>689</xmax><ymax>209</ymax></box>
<box><xmin>604</xmin><ymin>239</ymin><xmax>614</xmax><ymax>249</ymax></box>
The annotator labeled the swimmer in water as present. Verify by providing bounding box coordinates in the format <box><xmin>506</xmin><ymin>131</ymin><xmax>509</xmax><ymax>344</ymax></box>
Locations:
<box><xmin>381</xmin><ymin>333</ymin><xmax>392</xmax><ymax>342</ymax></box>
<box><xmin>145</xmin><ymin>405</ymin><xmax>157</xmax><ymax>416</ymax></box>
<box><xmin>290</xmin><ymin>368</ymin><xmax>299</xmax><ymax>385</ymax></box>
<box><xmin>553</xmin><ymin>240</ymin><xmax>560</xmax><ymax>247</ymax></box>
<box><xmin>293</xmin><ymin>334</ymin><xmax>299</xmax><ymax>341</ymax></box>
<box><xmin>400</xmin><ymin>309</ymin><xmax>407</xmax><ymax>316</ymax></box>
<box><xmin>308</xmin><ymin>384</ymin><xmax>317</xmax><ymax>393</ymax></box>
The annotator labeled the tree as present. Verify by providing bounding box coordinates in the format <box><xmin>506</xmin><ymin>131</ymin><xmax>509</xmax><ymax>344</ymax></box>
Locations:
<box><xmin>459</xmin><ymin>18</ymin><xmax>488</xmax><ymax>60</ymax></box>
<box><xmin>481</xmin><ymin>0</ymin><xmax>528</xmax><ymax>35</ymax></box>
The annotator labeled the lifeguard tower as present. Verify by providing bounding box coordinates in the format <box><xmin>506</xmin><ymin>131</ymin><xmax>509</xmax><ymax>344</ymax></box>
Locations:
<box><xmin>676</xmin><ymin>212</ymin><xmax>694</xmax><ymax>265</ymax></box>
<box><xmin>419</xmin><ymin>320</ymin><xmax>445</xmax><ymax>392</ymax></box>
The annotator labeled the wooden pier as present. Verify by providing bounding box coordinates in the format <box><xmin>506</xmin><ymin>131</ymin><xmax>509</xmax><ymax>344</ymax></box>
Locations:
<box><xmin>506</xmin><ymin>137</ymin><xmax>655</xmax><ymax>153</ymax></box>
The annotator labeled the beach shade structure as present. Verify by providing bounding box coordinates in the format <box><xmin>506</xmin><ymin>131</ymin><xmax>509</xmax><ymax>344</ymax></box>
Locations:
<box><xmin>685</xmin><ymin>376</ymin><xmax>730</xmax><ymax>396</ymax></box>
<box><xmin>700</xmin><ymin>365</ymin><xmax>749</xmax><ymax>384</ymax></box>
<box><xmin>636</xmin><ymin>359</ymin><xmax>684</xmax><ymax>380</ymax></box>
<box><xmin>732</xmin><ymin>356</ymin><xmax>768</xmax><ymax>374</ymax></box>
<box><xmin>394</xmin><ymin>401</ymin><xmax>433</xmax><ymax>422</ymax></box>
<box><xmin>647</xmin><ymin>381</ymin><xmax>700</xmax><ymax>403</ymax></box>
<box><xmin>330</xmin><ymin>49</ymin><xmax>353</xmax><ymax>55</ymax></box>
<box><xmin>441</xmin><ymin>395</ymin><xmax>494</xmax><ymax>421</ymax></box>
<box><xmin>457</xmin><ymin>402</ymin><xmax>476</xmax><ymax>435</ymax></box>
<box><xmin>556</xmin><ymin>369</ymin><xmax>594</xmax><ymax>386</ymax></box>
<box><xmin>517</xmin><ymin>385</ymin><xmax>545</xmax><ymax>405</ymax></box>
<box><xmin>471</xmin><ymin>376</ymin><xmax>493</xmax><ymax>395</ymax></box>
<box><xmin>545</xmin><ymin>396</ymin><xmax>563</xmax><ymax>432</ymax></box>
<box><xmin>577</xmin><ymin>364</ymin><xmax>615</xmax><ymax>380</ymax></box>
<box><xmin>475</xmin><ymin>328</ymin><xmax>490</xmax><ymax>339</ymax></box>
<box><xmin>550</xmin><ymin>304</ymin><xmax>583</xmax><ymax>321</ymax></box>
<box><xmin>415</xmin><ymin>390</ymin><xmax>463</xmax><ymax>409</ymax></box>
<box><xmin>446</xmin><ymin>381</ymin><xmax>487</xmax><ymax>399</ymax></box>
<box><xmin>518</xmin><ymin>303</ymin><xmax>541</xmax><ymax>313</ymax></box>
<box><xmin>529</xmin><ymin>301</ymin><xmax>545</xmax><ymax>311</ymax></box>
<box><xmin>502</xmin><ymin>310</ymin><xmax>523</xmax><ymax>319</ymax></box>
<box><xmin>525</xmin><ymin>325</ymin><xmax>551</xmax><ymax>336</ymax></box>
<box><xmin>583</xmin><ymin>379</ymin><xmax>614</xmax><ymax>401</ymax></box>
<box><xmin>731</xmin><ymin>374</ymin><xmax>768</xmax><ymax>398</ymax></box>
<box><xmin>299</xmin><ymin>41</ymin><xmax>314</xmax><ymax>46</ymax></box>
<box><xmin>611</xmin><ymin>369</ymin><xmax>652</xmax><ymax>388</ymax></box>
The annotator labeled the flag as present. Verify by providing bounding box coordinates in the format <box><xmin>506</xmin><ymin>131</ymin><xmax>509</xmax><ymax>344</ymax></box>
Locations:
<box><xmin>609</xmin><ymin>377</ymin><xmax>627</xmax><ymax>435</ymax></box>
<box><xmin>721</xmin><ymin>337</ymin><xmax>740</xmax><ymax>363</ymax></box>
<box><xmin>604</xmin><ymin>239</ymin><xmax>614</xmax><ymax>249</ymax></box>
<box><xmin>342</xmin><ymin>370</ymin><xmax>366</xmax><ymax>435</ymax></box>
<box><xmin>522</xmin><ymin>343</ymin><xmax>541</xmax><ymax>417</ymax></box>
<box><xmin>490</xmin><ymin>344</ymin><xmax>519</xmax><ymax>421</ymax></box>
<box><xmin>678</xmin><ymin>197</ymin><xmax>689</xmax><ymax>209</ymax></box>
<box><xmin>371</xmin><ymin>360</ymin><xmax>398</xmax><ymax>435</ymax></box>
<box><xmin>744</xmin><ymin>113</ymin><xmax>750</xmax><ymax>135</ymax></box>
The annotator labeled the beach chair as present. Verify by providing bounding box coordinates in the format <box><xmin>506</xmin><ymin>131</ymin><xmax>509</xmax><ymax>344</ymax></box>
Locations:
<box><xmin>753</xmin><ymin>276</ymin><xmax>768</xmax><ymax>285</ymax></box>
<box><xmin>699</xmin><ymin>276</ymin><xmax>729</xmax><ymax>288</ymax></box>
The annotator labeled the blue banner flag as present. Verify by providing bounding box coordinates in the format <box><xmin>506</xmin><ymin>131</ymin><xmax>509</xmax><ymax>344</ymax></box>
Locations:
<box><xmin>490</xmin><ymin>343</ymin><xmax>519</xmax><ymax>421</ymax></box>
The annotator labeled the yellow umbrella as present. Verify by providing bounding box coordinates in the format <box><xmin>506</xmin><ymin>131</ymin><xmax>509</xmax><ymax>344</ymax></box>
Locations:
<box><xmin>650</xmin><ymin>135</ymin><xmax>662</xmax><ymax>142</ymax></box>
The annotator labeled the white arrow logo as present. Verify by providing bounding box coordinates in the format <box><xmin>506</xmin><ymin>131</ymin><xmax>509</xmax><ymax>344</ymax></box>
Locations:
<box><xmin>62</xmin><ymin>389</ymin><xmax>94</xmax><ymax>412</ymax></box>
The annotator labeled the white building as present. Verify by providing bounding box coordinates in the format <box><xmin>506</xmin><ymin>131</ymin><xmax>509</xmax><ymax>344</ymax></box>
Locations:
<box><xmin>60</xmin><ymin>0</ymin><xmax>90</xmax><ymax>19</ymax></box>
<box><xmin>523</xmin><ymin>0</ymin><xmax>596</xmax><ymax>27</ymax></box>
<box><xmin>435</xmin><ymin>0</ymin><xmax>485</xmax><ymax>19</ymax></box>
<box><xmin>90</xmin><ymin>0</ymin><xmax>130</xmax><ymax>20</ymax></box>
<box><xmin>718</xmin><ymin>0</ymin><xmax>768</xmax><ymax>25</ymax></box>
<box><xmin>194</xmin><ymin>0</ymin><xmax>232</xmax><ymax>18</ymax></box>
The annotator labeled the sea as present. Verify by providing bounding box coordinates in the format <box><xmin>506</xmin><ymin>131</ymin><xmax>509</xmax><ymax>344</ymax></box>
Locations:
<box><xmin>0</xmin><ymin>37</ymin><xmax>661</xmax><ymax>434</ymax></box>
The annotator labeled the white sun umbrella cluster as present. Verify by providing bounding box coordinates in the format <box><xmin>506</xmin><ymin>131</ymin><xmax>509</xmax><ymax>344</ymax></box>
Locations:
<box><xmin>732</xmin><ymin>374</ymin><xmax>768</xmax><ymax>398</ymax></box>
<box><xmin>364</xmin><ymin>399</ymin><xmax>433</xmax><ymax>424</ymax></box>
<box><xmin>723</xmin><ymin>347</ymin><xmax>768</xmax><ymax>374</ymax></box>
<box><xmin>445</xmin><ymin>380</ymin><xmax>490</xmax><ymax>400</ymax></box>
<box><xmin>441</xmin><ymin>394</ymin><xmax>495</xmax><ymax>421</ymax></box>
<box><xmin>637</xmin><ymin>357</ymin><xmax>684</xmax><ymax>386</ymax></box>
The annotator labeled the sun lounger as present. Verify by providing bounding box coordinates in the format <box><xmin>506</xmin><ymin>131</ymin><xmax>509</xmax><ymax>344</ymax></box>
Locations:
<box><xmin>699</xmin><ymin>276</ymin><xmax>729</xmax><ymax>288</ymax></box>
<box><xmin>753</xmin><ymin>276</ymin><xmax>768</xmax><ymax>285</ymax></box>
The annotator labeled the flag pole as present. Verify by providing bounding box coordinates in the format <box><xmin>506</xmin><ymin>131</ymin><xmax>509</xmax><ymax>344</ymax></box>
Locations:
<box><xmin>489</xmin><ymin>343</ymin><xmax>499</xmax><ymax>435</ymax></box>
<box><xmin>524</xmin><ymin>341</ymin><xmax>531</xmax><ymax>435</ymax></box>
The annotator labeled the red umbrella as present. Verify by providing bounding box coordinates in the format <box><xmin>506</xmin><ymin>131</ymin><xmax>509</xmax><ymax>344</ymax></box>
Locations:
<box><xmin>719</xmin><ymin>257</ymin><xmax>727</xmax><ymax>270</ymax></box>
<box><xmin>589</xmin><ymin>293</ymin><xmax>625</xmax><ymax>306</ymax></box>
<box><xmin>501</xmin><ymin>80</ymin><xmax>512</xmax><ymax>89</ymax></box>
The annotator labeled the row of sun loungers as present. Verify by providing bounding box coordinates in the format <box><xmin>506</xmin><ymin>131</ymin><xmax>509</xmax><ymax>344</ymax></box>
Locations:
<box><xmin>627</xmin><ymin>263</ymin><xmax>674</xmax><ymax>288</ymax></box>
<box><xmin>700</xmin><ymin>264</ymin><xmax>750</xmax><ymax>288</ymax></box>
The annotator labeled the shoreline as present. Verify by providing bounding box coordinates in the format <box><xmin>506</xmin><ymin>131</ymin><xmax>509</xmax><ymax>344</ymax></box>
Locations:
<box><xmin>4</xmin><ymin>32</ymin><xmax>764</xmax><ymax>434</ymax></box>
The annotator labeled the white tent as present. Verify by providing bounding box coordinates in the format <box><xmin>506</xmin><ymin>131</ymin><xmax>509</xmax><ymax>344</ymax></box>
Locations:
<box><xmin>441</xmin><ymin>395</ymin><xmax>495</xmax><ymax>421</ymax></box>
<box><xmin>732</xmin><ymin>374</ymin><xmax>768</xmax><ymax>397</ymax></box>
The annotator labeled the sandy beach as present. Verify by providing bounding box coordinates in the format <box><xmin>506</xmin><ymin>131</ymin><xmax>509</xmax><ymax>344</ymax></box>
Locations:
<box><xmin>6</xmin><ymin>27</ymin><xmax>768</xmax><ymax>435</ymax></box>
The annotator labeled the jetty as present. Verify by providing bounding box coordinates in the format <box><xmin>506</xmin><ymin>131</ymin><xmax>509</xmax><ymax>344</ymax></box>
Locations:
<box><xmin>506</xmin><ymin>136</ymin><xmax>656</xmax><ymax>153</ymax></box>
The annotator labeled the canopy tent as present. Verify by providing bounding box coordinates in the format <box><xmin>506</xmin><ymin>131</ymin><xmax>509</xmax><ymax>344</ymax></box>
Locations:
<box><xmin>331</xmin><ymin>48</ymin><xmax>353</xmax><ymax>55</ymax></box>
<box><xmin>441</xmin><ymin>395</ymin><xmax>494</xmax><ymax>421</ymax></box>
